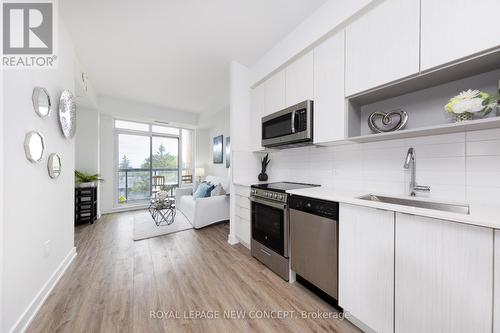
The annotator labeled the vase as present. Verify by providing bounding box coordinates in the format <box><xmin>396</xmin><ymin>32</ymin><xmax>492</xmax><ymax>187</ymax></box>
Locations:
<box><xmin>453</xmin><ymin>112</ymin><xmax>473</xmax><ymax>122</ymax></box>
<box><xmin>258</xmin><ymin>173</ymin><xmax>268</xmax><ymax>181</ymax></box>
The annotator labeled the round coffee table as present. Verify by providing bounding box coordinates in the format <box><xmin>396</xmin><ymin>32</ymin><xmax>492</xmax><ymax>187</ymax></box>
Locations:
<box><xmin>148</xmin><ymin>197</ymin><xmax>176</xmax><ymax>226</ymax></box>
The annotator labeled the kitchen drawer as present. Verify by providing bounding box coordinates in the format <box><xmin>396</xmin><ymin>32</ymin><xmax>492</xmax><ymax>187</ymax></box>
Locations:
<box><xmin>236</xmin><ymin>205</ymin><xmax>251</xmax><ymax>221</ymax></box>
<box><xmin>251</xmin><ymin>239</ymin><xmax>289</xmax><ymax>281</ymax></box>
<box><xmin>235</xmin><ymin>195</ymin><xmax>250</xmax><ymax>210</ymax></box>
<box><xmin>234</xmin><ymin>185</ymin><xmax>250</xmax><ymax>197</ymax></box>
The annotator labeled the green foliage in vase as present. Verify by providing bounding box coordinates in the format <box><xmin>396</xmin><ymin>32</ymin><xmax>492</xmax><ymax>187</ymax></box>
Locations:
<box><xmin>261</xmin><ymin>153</ymin><xmax>271</xmax><ymax>174</ymax></box>
<box><xmin>75</xmin><ymin>170</ymin><xmax>104</xmax><ymax>183</ymax></box>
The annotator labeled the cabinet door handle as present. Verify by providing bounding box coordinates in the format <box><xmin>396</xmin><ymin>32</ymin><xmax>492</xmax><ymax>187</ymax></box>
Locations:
<box><xmin>260</xmin><ymin>248</ymin><xmax>272</xmax><ymax>256</ymax></box>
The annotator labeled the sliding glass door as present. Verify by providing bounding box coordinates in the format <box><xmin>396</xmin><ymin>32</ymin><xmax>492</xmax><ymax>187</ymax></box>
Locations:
<box><xmin>151</xmin><ymin>136</ymin><xmax>179</xmax><ymax>186</ymax></box>
<box><xmin>115</xmin><ymin>120</ymin><xmax>193</xmax><ymax>205</ymax></box>
<box><xmin>117</xmin><ymin>133</ymin><xmax>151</xmax><ymax>203</ymax></box>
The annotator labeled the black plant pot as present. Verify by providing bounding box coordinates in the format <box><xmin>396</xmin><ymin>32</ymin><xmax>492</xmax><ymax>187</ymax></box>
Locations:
<box><xmin>258</xmin><ymin>173</ymin><xmax>268</xmax><ymax>181</ymax></box>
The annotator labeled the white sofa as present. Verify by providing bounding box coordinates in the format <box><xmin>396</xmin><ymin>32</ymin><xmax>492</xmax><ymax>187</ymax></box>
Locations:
<box><xmin>175</xmin><ymin>176</ymin><xmax>230</xmax><ymax>229</ymax></box>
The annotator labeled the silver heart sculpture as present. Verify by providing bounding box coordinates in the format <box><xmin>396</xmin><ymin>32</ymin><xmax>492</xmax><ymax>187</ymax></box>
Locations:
<box><xmin>368</xmin><ymin>109</ymin><xmax>408</xmax><ymax>133</ymax></box>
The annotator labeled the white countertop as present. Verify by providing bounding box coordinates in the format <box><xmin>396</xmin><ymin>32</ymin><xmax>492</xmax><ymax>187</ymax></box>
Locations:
<box><xmin>233</xmin><ymin>180</ymin><xmax>276</xmax><ymax>187</ymax></box>
<box><xmin>286</xmin><ymin>187</ymin><xmax>500</xmax><ymax>230</ymax></box>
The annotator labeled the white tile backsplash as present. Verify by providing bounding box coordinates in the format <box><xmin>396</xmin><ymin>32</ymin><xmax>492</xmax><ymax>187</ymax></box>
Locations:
<box><xmin>260</xmin><ymin>129</ymin><xmax>500</xmax><ymax>203</ymax></box>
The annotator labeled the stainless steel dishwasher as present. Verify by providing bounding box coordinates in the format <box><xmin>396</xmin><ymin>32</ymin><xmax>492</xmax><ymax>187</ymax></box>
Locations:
<box><xmin>289</xmin><ymin>195</ymin><xmax>339</xmax><ymax>300</ymax></box>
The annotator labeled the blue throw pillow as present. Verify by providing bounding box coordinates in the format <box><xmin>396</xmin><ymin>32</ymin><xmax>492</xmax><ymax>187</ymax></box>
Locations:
<box><xmin>193</xmin><ymin>182</ymin><xmax>215</xmax><ymax>199</ymax></box>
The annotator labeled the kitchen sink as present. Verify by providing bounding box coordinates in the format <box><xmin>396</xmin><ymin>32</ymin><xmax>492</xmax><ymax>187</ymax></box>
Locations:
<box><xmin>357</xmin><ymin>194</ymin><xmax>470</xmax><ymax>215</ymax></box>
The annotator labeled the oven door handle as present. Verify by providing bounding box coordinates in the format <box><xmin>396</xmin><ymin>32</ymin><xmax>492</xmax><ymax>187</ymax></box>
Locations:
<box><xmin>249</xmin><ymin>196</ymin><xmax>286</xmax><ymax>210</ymax></box>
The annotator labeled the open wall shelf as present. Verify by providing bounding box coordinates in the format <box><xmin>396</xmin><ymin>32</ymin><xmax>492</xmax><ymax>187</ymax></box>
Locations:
<box><xmin>347</xmin><ymin>116</ymin><xmax>500</xmax><ymax>143</ymax></box>
<box><xmin>346</xmin><ymin>67</ymin><xmax>500</xmax><ymax>143</ymax></box>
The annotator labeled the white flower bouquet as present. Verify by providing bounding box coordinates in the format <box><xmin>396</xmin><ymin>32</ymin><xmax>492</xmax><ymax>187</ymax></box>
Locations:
<box><xmin>445</xmin><ymin>89</ymin><xmax>499</xmax><ymax>122</ymax></box>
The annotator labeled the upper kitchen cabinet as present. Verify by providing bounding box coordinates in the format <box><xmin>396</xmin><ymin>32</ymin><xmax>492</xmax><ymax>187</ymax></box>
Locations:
<box><xmin>395</xmin><ymin>213</ymin><xmax>493</xmax><ymax>333</ymax></box>
<box><xmin>285</xmin><ymin>51</ymin><xmax>314</xmax><ymax>107</ymax></box>
<box><xmin>421</xmin><ymin>0</ymin><xmax>500</xmax><ymax>71</ymax></box>
<box><xmin>339</xmin><ymin>203</ymin><xmax>395</xmax><ymax>333</ymax></box>
<box><xmin>345</xmin><ymin>0</ymin><xmax>420</xmax><ymax>96</ymax></box>
<box><xmin>250</xmin><ymin>83</ymin><xmax>265</xmax><ymax>151</ymax></box>
<box><xmin>313</xmin><ymin>31</ymin><xmax>345</xmax><ymax>144</ymax></box>
<box><xmin>264</xmin><ymin>69</ymin><xmax>286</xmax><ymax>116</ymax></box>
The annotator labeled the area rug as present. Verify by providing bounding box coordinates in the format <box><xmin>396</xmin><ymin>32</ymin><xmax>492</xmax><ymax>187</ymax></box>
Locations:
<box><xmin>133</xmin><ymin>210</ymin><xmax>193</xmax><ymax>241</ymax></box>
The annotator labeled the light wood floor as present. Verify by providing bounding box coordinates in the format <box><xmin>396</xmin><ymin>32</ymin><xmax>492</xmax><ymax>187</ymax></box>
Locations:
<box><xmin>27</xmin><ymin>211</ymin><xmax>361</xmax><ymax>333</ymax></box>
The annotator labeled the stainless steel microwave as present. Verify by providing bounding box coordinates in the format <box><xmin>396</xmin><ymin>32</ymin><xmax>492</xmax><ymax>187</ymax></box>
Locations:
<box><xmin>261</xmin><ymin>100</ymin><xmax>313</xmax><ymax>148</ymax></box>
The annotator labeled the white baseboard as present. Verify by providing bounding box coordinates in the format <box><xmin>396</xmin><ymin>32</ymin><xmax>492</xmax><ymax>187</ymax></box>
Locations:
<box><xmin>101</xmin><ymin>204</ymin><xmax>148</xmax><ymax>215</ymax></box>
<box><xmin>227</xmin><ymin>233</ymin><xmax>239</xmax><ymax>245</ymax></box>
<box><xmin>9</xmin><ymin>247</ymin><xmax>77</xmax><ymax>333</ymax></box>
<box><xmin>236</xmin><ymin>237</ymin><xmax>250</xmax><ymax>249</ymax></box>
<box><xmin>345</xmin><ymin>313</ymin><xmax>377</xmax><ymax>333</ymax></box>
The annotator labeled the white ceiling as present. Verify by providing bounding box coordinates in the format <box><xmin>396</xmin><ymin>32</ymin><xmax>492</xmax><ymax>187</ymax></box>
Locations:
<box><xmin>61</xmin><ymin>0</ymin><xmax>327</xmax><ymax>114</ymax></box>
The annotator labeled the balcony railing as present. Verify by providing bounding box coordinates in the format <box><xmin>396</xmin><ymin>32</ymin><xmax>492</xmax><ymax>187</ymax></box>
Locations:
<box><xmin>117</xmin><ymin>168</ymin><xmax>192</xmax><ymax>203</ymax></box>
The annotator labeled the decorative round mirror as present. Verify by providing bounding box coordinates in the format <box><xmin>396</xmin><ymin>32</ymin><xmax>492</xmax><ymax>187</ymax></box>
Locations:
<box><xmin>58</xmin><ymin>90</ymin><xmax>77</xmax><ymax>138</ymax></box>
<box><xmin>24</xmin><ymin>131</ymin><xmax>45</xmax><ymax>163</ymax></box>
<box><xmin>32</xmin><ymin>87</ymin><xmax>51</xmax><ymax>118</ymax></box>
<box><xmin>47</xmin><ymin>153</ymin><xmax>62</xmax><ymax>178</ymax></box>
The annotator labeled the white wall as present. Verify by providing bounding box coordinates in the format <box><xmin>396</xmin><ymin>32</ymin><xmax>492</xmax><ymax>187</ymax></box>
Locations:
<box><xmin>99</xmin><ymin>114</ymin><xmax>116</xmax><ymax>213</ymax></box>
<box><xmin>75</xmin><ymin>107</ymin><xmax>99</xmax><ymax>173</ymax></box>
<box><xmin>195</xmin><ymin>128</ymin><xmax>210</xmax><ymax>171</ymax></box>
<box><xmin>196</xmin><ymin>106</ymin><xmax>230</xmax><ymax>180</ymax></box>
<box><xmin>75</xmin><ymin>106</ymin><xmax>100</xmax><ymax>215</ymax></box>
<box><xmin>249</xmin><ymin>0</ymin><xmax>374</xmax><ymax>85</ymax></box>
<box><xmin>2</xmin><ymin>20</ymin><xmax>77</xmax><ymax>333</ymax></box>
<box><xmin>74</xmin><ymin>57</ymin><xmax>98</xmax><ymax>109</ymax></box>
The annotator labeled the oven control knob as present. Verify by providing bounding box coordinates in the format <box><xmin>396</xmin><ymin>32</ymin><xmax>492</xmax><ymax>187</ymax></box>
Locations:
<box><xmin>278</xmin><ymin>194</ymin><xmax>283</xmax><ymax>200</ymax></box>
<box><xmin>265</xmin><ymin>192</ymin><xmax>269</xmax><ymax>197</ymax></box>
<box><xmin>274</xmin><ymin>194</ymin><xmax>278</xmax><ymax>199</ymax></box>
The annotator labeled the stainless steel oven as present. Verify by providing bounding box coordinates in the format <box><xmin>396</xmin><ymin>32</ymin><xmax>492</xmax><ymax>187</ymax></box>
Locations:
<box><xmin>261</xmin><ymin>100</ymin><xmax>313</xmax><ymax>148</ymax></box>
<box><xmin>250</xmin><ymin>192</ymin><xmax>290</xmax><ymax>281</ymax></box>
<box><xmin>250</xmin><ymin>196</ymin><xmax>289</xmax><ymax>257</ymax></box>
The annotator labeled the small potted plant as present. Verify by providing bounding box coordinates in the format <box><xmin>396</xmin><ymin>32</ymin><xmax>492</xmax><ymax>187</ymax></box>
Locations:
<box><xmin>75</xmin><ymin>170</ymin><xmax>103</xmax><ymax>188</ymax></box>
<box><xmin>445</xmin><ymin>89</ymin><xmax>499</xmax><ymax>122</ymax></box>
<box><xmin>258</xmin><ymin>154</ymin><xmax>271</xmax><ymax>181</ymax></box>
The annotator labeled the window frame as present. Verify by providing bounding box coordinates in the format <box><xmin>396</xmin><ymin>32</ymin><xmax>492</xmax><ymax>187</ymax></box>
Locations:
<box><xmin>113</xmin><ymin>119</ymin><xmax>193</xmax><ymax>207</ymax></box>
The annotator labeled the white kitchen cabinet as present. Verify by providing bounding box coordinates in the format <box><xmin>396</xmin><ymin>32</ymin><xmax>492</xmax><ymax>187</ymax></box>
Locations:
<box><xmin>264</xmin><ymin>69</ymin><xmax>286</xmax><ymax>116</ymax></box>
<box><xmin>495</xmin><ymin>230</ymin><xmax>500</xmax><ymax>333</ymax></box>
<box><xmin>313</xmin><ymin>31</ymin><xmax>345</xmax><ymax>144</ymax></box>
<box><xmin>345</xmin><ymin>0</ymin><xmax>420</xmax><ymax>96</ymax></box>
<box><xmin>250</xmin><ymin>83</ymin><xmax>264</xmax><ymax>151</ymax></box>
<box><xmin>395</xmin><ymin>213</ymin><xmax>493</xmax><ymax>333</ymax></box>
<box><xmin>421</xmin><ymin>0</ymin><xmax>500</xmax><ymax>71</ymax></box>
<box><xmin>285</xmin><ymin>51</ymin><xmax>313</xmax><ymax>107</ymax></box>
<box><xmin>339</xmin><ymin>204</ymin><xmax>395</xmax><ymax>333</ymax></box>
<box><xmin>233</xmin><ymin>185</ymin><xmax>251</xmax><ymax>247</ymax></box>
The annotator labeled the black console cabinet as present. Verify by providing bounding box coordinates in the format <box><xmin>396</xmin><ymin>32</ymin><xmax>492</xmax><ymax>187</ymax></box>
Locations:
<box><xmin>75</xmin><ymin>187</ymin><xmax>97</xmax><ymax>224</ymax></box>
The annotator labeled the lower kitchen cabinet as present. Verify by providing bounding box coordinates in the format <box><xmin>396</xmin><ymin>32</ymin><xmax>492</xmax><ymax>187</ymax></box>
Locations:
<box><xmin>233</xmin><ymin>185</ymin><xmax>251</xmax><ymax>247</ymax></box>
<box><xmin>339</xmin><ymin>204</ymin><xmax>395</xmax><ymax>333</ymax></box>
<box><xmin>395</xmin><ymin>213</ymin><xmax>493</xmax><ymax>333</ymax></box>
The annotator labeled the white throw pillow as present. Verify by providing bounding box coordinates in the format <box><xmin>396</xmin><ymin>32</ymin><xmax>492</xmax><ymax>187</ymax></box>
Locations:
<box><xmin>210</xmin><ymin>183</ymin><xmax>226</xmax><ymax>196</ymax></box>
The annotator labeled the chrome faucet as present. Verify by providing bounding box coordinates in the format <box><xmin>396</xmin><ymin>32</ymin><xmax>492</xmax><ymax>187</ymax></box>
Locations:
<box><xmin>403</xmin><ymin>148</ymin><xmax>430</xmax><ymax>196</ymax></box>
